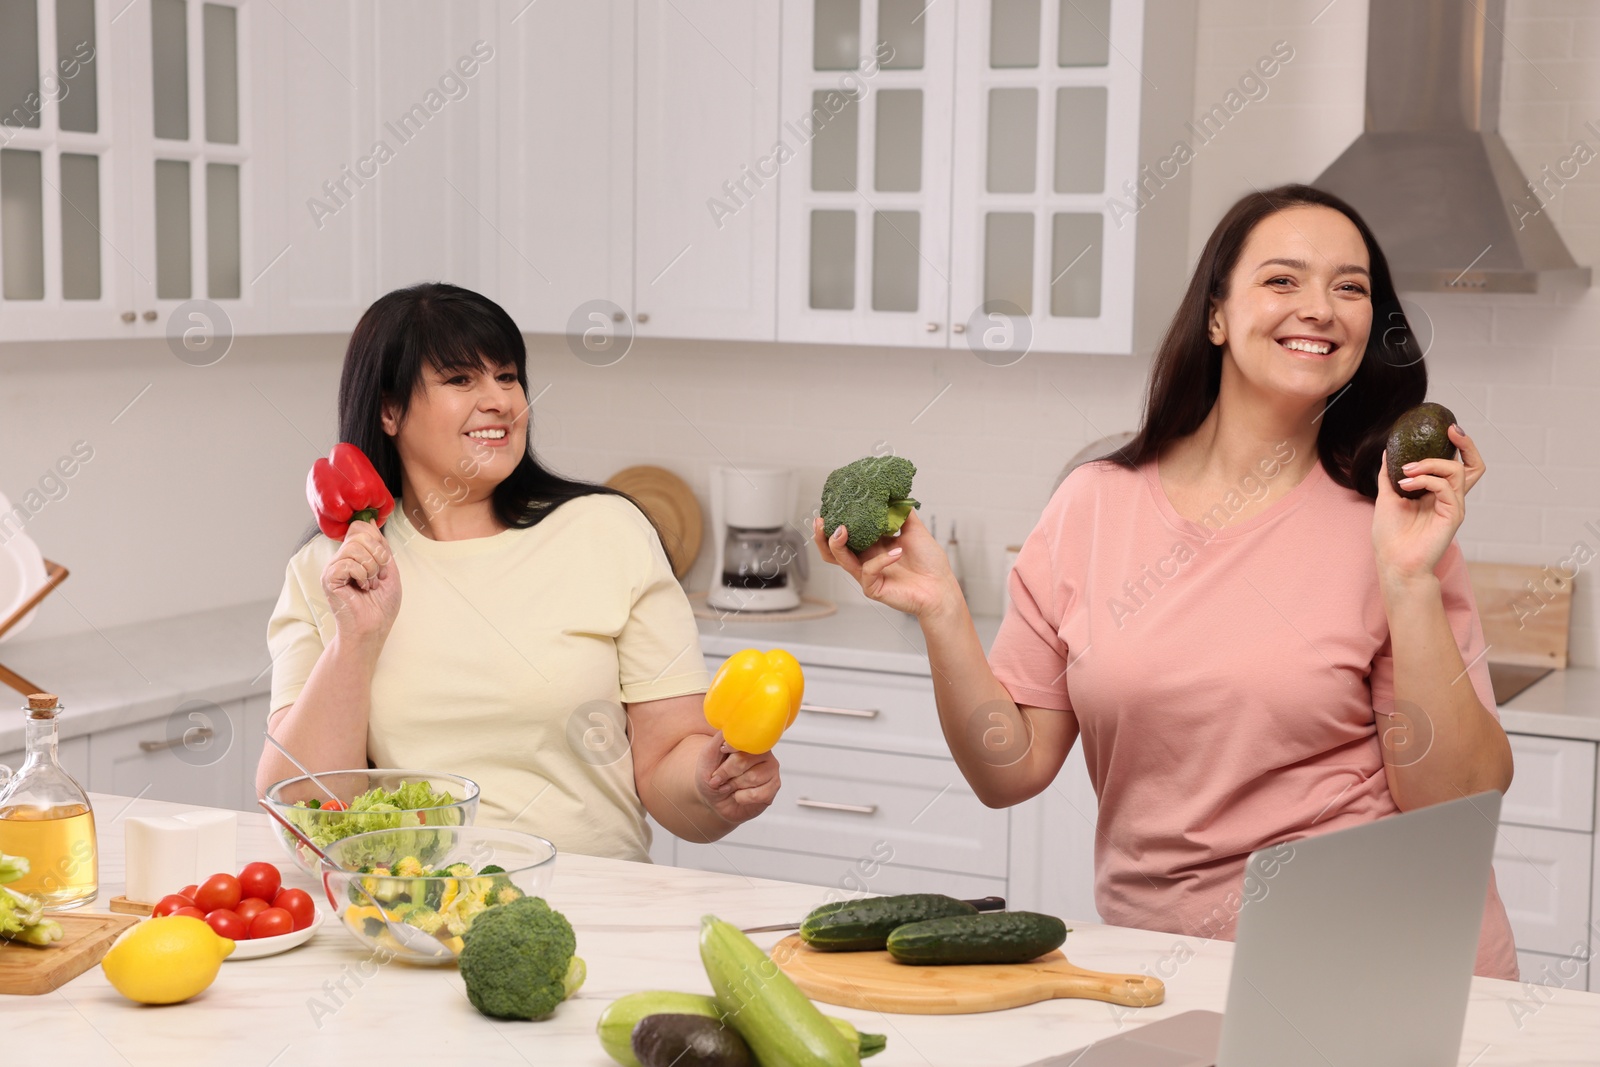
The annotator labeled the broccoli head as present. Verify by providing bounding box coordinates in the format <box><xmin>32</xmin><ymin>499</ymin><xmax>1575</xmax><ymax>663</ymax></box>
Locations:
<box><xmin>458</xmin><ymin>896</ymin><xmax>586</xmax><ymax>1020</ymax></box>
<box><xmin>820</xmin><ymin>455</ymin><xmax>921</xmax><ymax>552</ymax></box>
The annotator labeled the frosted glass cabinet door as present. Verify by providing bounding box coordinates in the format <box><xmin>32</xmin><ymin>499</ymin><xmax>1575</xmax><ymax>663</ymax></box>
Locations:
<box><xmin>123</xmin><ymin>0</ymin><xmax>258</xmax><ymax>335</ymax></box>
<box><xmin>0</xmin><ymin>0</ymin><xmax>132</xmax><ymax>339</ymax></box>
<box><xmin>777</xmin><ymin>0</ymin><xmax>955</xmax><ymax>347</ymax></box>
<box><xmin>949</xmin><ymin>0</ymin><xmax>1141</xmax><ymax>357</ymax></box>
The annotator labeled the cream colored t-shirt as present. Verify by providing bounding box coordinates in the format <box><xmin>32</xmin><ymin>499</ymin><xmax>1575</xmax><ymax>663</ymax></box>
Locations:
<box><xmin>266</xmin><ymin>493</ymin><xmax>710</xmax><ymax>862</ymax></box>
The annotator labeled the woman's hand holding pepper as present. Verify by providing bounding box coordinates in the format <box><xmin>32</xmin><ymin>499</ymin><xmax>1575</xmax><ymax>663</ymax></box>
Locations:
<box><xmin>693</xmin><ymin>729</ymin><xmax>779</xmax><ymax>826</ymax></box>
<box><xmin>321</xmin><ymin>518</ymin><xmax>402</xmax><ymax>649</ymax></box>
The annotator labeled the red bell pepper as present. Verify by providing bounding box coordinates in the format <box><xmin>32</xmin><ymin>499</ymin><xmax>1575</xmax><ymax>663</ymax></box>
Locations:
<box><xmin>306</xmin><ymin>443</ymin><xmax>395</xmax><ymax>540</ymax></box>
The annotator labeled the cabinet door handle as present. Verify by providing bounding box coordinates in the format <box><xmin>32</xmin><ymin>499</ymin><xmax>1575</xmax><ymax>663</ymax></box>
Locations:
<box><xmin>796</xmin><ymin>797</ymin><xmax>878</xmax><ymax>816</ymax></box>
<box><xmin>139</xmin><ymin>725</ymin><xmax>213</xmax><ymax>752</ymax></box>
<box><xmin>636</xmin><ymin>312</ymin><xmax>650</xmax><ymax>324</ymax></box>
<box><xmin>142</xmin><ymin>310</ymin><xmax>158</xmax><ymax>322</ymax></box>
<box><xmin>952</xmin><ymin>323</ymin><xmax>966</xmax><ymax>334</ymax></box>
<box><xmin>799</xmin><ymin>703</ymin><xmax>879</xmax><ymax>719</ymax></box>
<box><xmin>121</xmin><ymin>310</ymin><xmax>137</xmax><ymax>324</ymax></box>
<box><xmin>925</xmin><ymin>321</ymin><xmax>940</xmax><ymax>332</ymax></box>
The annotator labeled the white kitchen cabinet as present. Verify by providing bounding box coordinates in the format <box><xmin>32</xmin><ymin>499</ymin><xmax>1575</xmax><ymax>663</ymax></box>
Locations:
<box><xmin>1502</xmin><ymin>734</ymin><xmax>1595</xmax><ymax>833</ymax></box>
<box><xmin>0</xmin><ymin>733</ymin><xmax>90</xmax><ymax>787</ymax></box>
<box><xmin>784</xmin><ymin>662</ymin><xmax>955</xmax><ymax>760</ymax></box>
<box><xmin>86</xmin><ymin>696</ymin><xmax>245</xmax><ymax>811</ymax></box>
<box><xmin>632</xmin><ymin>0</ymin><xmax>779</xmax><ymax>341</ymax></box>
<box><xmin>249</xmin><ymin>0</ymin><xmax>372</xmax><ymax>334</ymax></box>
<box><xmin>776</xmin><ymin>0</ymin><xmax>1185</xmax><ymax>356</ymax></box>
<box><xmin>492</xmin><ymin>0</ymin><xmax>633</xmax><ymax>336</ymax></box>
<box><xmin>1008</xmin><ymin>747</ymin><xmax>1100</xmax><ymax>922</ymax></box>
<box><xmin>0</xmin><ymin>0</ymin><xmax>131</xmax><ymax>339</ymax></box>
<box><xmin>367</xmin><ymin>2</ymin><xmax>496</xmax><ymax>300</ymax></box>
<box><xmin>677</xmin><ymin>839</ymin><xmax>1009</xmax><ymax>902</ymax></box>
<box><xmin>237</xmin><ymin>691</ymin><xmax>269</xmax><ymax>811</ymax></box>
<box><xmin>776</xmin><ymin>0</ymin><xmax>956</xmax><ymax>348</ymax></box>
<box><xmin>947</xmin><ymin>0</ymin><xmax>1143</xmax><ymax>356</ymax></box>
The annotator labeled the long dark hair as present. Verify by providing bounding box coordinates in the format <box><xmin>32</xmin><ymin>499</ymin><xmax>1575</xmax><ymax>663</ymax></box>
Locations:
<box><xmin>302</xmin><ymin>282</ymin><xmax>651</xmax><ymax>544</ymax></box>
<box><xmin>1105</xmin><ymin>184</ymin><xmax>1425</xmax><ymax>499</ymax></box>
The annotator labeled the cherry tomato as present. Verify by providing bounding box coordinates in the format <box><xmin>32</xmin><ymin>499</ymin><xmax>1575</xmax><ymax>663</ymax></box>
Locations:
<box><xmin>249</xmin><ymin>907</ymin><xmax>294</xmax><ymax>940</ymax></box>
<box><xmin>321</xmin><ymin>799</ymin><xmax>346</xmax><ymax>812</ymax></box>
<box><xmin>273</xmin><ymin>888</ymin><xmax>315</xmax><ymax>932</ymax></box>
<box><xmin>173</xmin><ymin>906</ymin><xmax>207</xmax><ymax>921</ymax></box>
<box><xmin>235</xmin><ymin>897</ymin><xmax>270</xmax><ymax>926</ymax></box>
<box><xmin>238</xmin><ymin>861</ymin><xmax>282</xmax><ymax>903</ymax></box>
<box><xmin>180</xmin><ymin>884</ymin><xmax>199</xmax><ymax>899</ymax></box>
<box><xmin>194</xmin><ymin>873</ymin><xmax>242</xmax><ymax>913</ymax></box>
<box><xmin>205</xmin><ymin>908</ymin><xmax>247</xmax><ymax>940</ymax></box>
<box><xmin>152</xmin><ymin>893</ymin><xmax>196</xmax><ymax>917</ymax></box>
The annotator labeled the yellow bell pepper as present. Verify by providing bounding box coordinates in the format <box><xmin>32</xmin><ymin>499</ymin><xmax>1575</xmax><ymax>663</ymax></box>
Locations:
<box><xmin>703</xmin><ymin>648</ymin><xmax>804</xmax><ymax>754</ymax></box>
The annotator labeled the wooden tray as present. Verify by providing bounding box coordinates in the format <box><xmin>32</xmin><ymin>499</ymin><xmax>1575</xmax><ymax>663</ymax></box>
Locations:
<box><xmin>769</xmin><ymin>935</ymin><xmax>1164</xmax><ymax>1015</ymax></box>
<box><xmin>1468</xmin><ymin>561</ymin><xmax>1572</xmax><ymax>669</ymax></box>
<box><xmin>0</xmin><ymin>911</ymin><xmax>139</xmax><ymax>996</ymax></box>
<box><xmin>605</xmin><ymin>466</ymin><xmax>703</xmax><ymax>579</ymax></box>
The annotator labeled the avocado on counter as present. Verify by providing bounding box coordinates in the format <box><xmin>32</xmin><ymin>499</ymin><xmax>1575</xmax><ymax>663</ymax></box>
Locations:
<box><xmin>1385</xmin><ymin>402</ymin><xmax>1458</xmax><ymax>499</ymax></box>
<box><xmin>632</xmin><ymin>1013</ymin><xmax>754</xmax><ymax>1067</ymax></box>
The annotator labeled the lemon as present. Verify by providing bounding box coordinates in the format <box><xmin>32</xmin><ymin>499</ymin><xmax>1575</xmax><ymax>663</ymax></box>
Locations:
<box><xmin>101</xmin><ymin>915</ymin><xmax>234</xmax><ymax>1004</ymax></box>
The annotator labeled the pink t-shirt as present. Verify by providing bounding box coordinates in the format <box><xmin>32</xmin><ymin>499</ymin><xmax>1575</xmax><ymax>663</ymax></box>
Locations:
<box><xmin>989</xmin><ymin>452</ymin><xmax>1518</xmax><ymax>980</ymax></box>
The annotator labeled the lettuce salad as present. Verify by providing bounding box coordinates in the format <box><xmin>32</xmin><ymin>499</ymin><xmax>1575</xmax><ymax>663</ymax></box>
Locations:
<box><xmin>285</xmin><ymin>779</ymin><xmax>462</xmax><ymax>868</ymax></box>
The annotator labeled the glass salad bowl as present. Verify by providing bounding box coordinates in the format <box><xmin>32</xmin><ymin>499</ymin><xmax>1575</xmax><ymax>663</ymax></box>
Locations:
<box><xmin>261</xmin><ymin>769</ymin><xmax>480</xmax><ymax>875</ymax></box>
<box><xmin>318</xmin><ymin>825</ymin><xmax>557</xmax><ymax>964</ymax></box>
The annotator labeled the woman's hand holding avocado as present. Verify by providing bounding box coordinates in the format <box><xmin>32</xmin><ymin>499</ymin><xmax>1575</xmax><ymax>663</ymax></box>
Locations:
<box><xmin>812</xmin><ymin>511</ymin><xmax>961</xmax><ymax>620</ymax></box>
<box><xmin>321</xmin><ymin>518</ymin><xmax>401</xmax><ymax>647</ymax></box>
<box><xmin>1372</xmin><ymin>423</ymin><xmax>1484</xmax><ymax>586</ymax></box>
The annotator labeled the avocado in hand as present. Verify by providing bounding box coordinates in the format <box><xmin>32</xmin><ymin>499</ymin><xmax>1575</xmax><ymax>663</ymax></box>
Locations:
<box><xmin>1385</xmin><ymin>402</ymin><xmax>1457</xmax><ymax>499</ymax></box>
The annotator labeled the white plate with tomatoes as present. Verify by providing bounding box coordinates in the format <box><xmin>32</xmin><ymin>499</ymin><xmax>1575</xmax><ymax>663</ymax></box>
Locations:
<box><xmin>151</xmin><ymin>861</ymin><xmax>323</xmax><ymax>960</ymax></box>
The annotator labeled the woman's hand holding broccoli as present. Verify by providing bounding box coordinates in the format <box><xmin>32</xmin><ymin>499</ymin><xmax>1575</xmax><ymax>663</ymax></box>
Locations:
<box><xmin>814</xmin><ymin>509</ymin><xmax>959</xmax><ymax>620</ymax></box>
<box><xmin>322</xmin><ymin>518</ymin><xmax>402</xmax><ymax>649</ymax></box>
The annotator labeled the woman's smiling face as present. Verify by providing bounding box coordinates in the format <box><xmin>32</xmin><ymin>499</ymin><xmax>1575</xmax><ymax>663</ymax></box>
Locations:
<box><xmin>1207</xmin><ymin>204</ymin><xmax>1372</xmax><ymax>406</ymax></box>
<box><xmin>382</xmin><ymin>356</ymin><xmax>528</xmax><ymax>500</ymax></box>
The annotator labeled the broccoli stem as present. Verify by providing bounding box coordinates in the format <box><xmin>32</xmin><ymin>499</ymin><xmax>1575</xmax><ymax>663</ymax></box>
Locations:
<box><xmin>562</xmin><ymin>956</ymin><xmax>586</xmax><ymax>999</ymax></box>
<box><xmin>883</xmin><ymin>498</ymin><xmax>919</xmax><ymax>536</ymax></box>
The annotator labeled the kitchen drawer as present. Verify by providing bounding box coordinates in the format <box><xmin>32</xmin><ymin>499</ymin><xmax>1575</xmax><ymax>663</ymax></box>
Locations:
<box><xmin>1503</xmin><ymin>734</ymin><xmax>1596</xmax><ymax>832</ymax></box>
<box><xmin>0</xmin><ymin>735</ymin><xmax>89</xmax><ymax>789</ymax></box>
<box><xmin>675</xmin><ymin>839</ymin><xmax>1009</xmax><ymax>903</ymax></box>
<box><xmin>1516</xmin><ymin>949</ymin><xmax>1589</xmax><ymax>991</ymax></box>
<box><xmin>711</xmin><ymin>741</ymin><xmax>1008</xmax><ymax>878</ymax></box>
<box><xmin>704</xmin><ymin>657</ymin><xmax>948</xmax><ymax>758</ymax></box>
<box><xmin>1493</xmin><ymin>824</ymin><xmax>1593</xmax><ymax>957</ymax></box>
<box><xmin>86</xmin><ymin>701</ymin><xmax>245</xmax><ymax>812</ymax></box>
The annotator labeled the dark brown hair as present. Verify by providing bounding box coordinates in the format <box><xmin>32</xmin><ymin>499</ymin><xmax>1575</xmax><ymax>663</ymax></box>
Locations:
<box><xmin>302</xmin><ymin>282</ymin><xmax>655</xmax><ymax>544</ymax></box>
<box><xmin>1104</xmin><ymin>183</ymin><xmax>1426</xmax><ymax>499</ymax></box>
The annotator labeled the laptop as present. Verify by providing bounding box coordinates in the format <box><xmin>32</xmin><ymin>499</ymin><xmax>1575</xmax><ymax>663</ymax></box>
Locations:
<box><xmin>1027</xmin><ymin>790</ymin><xmax>1502</xmax><ymax>1067</ymax></box>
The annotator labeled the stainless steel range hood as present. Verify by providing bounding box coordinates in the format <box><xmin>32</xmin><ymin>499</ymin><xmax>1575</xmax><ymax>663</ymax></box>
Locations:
<box><xmin>1312</xmin><ymin>0</ymin><xmax>1589</xmax><ymax>293</ymax></box>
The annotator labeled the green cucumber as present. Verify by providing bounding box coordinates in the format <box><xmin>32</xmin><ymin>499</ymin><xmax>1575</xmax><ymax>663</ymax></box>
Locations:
<box><xmin>597</xmin><ymin>991</ymin><xmax>885</xmax><ymax>1067</ymax></box>
<box><xmin>885</xmin><ymin>911</ymin><xmax>1069</xmax><ymax>965</ymax></box>
<box><xmin>700</xmin><ymin>915</ymin><xmax>860</xmax><ymax>1067</ymax></box>
<box><xmin>799</xmin><ymin>893</ymin><xmax>979</xmax><ymax>951</ymax></box>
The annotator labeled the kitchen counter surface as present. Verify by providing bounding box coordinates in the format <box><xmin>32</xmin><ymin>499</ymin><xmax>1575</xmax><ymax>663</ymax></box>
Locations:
<box><xmin>0</xmin><ymin>600</ymin><xmax>273</xmax><ymax>754</ymax></box>
<box><xmin>0</xmin><ymin>597</ymin><xmax>1592</xmax><ymax>755</ymax></box>
<box><xmin>9</xmin><ymin>792</ymin><xmax>1599</xmax><ymax>1065</ymax></box>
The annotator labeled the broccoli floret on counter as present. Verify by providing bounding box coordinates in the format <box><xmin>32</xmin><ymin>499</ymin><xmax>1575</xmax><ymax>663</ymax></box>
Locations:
<box><xmin>458</xmin><ymin>896</ymin><xmax>585</xmax><ymax>1020</ymax></box>
<box><xmin>820</xmin><ymin>455</ymin><xmax>921</xmax><ymax>552</ymax></box>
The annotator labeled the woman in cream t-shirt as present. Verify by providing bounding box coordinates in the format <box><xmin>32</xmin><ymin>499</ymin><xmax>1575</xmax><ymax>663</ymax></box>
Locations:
<box><xmin>256</xmin><ymin>283</ymin><xmax>778</xmax><ymax>861</ymax></box>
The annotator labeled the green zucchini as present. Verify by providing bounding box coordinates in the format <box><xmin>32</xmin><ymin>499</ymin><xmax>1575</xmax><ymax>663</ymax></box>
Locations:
<box><xmin>885</xmin><ymin>911</ymin><xmax>1069</xmax><ymax>965</ymax></box>
<box><xmin>700</xmin><ymin>915</ymin><xmax>860</xmax><ymax>1067</ymax></box>
<box><xmin>596</xmin><ymin>991</ymin><xmax>885</xmax><ymax>1067</ymax></box>
<box><xmin>799</xmin><ymin>893</ymin><xmax>978</xmax><ymax>951</ymax></box>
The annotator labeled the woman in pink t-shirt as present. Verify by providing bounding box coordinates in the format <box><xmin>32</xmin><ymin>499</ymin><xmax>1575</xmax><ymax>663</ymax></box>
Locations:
<box><xmin>814</xmin><ymin>184</ymin><xmax>1518</xmax><ymax>979</ymax></box>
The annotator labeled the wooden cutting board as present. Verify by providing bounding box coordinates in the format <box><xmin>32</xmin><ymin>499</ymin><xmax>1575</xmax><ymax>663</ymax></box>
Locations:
<box><xmin>1467</xmin><ymin>562</ymin><xmax>1572</xmax><ymax>669</ymax></box>
<box><xmin>0</xmin><ymin>911</ymin><xmax>139</xmax><ymax>996</ymax></box>
<box><xmin>769</xmin><ymin>935</ymin><xmax>1164</xmax><ymax>1014</ymax></box>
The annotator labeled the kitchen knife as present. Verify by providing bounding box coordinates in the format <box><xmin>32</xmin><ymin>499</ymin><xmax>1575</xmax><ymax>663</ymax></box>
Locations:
<box><xmin>740</xmin><ymin>896</ymin><xmax>1007</xmax><ymax>934</ymax></box>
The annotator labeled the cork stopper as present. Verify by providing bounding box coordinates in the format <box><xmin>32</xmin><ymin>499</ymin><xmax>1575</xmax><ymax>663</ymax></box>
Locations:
<box><xmin>26</xmin><ymin>693</ymin><xmax>59</xmax><ymax>718</ymax></box>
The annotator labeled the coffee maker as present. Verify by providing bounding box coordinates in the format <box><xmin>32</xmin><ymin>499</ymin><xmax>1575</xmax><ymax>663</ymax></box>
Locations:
<box><xmin>706</xmin><ymin>466</ymin><xmax>807</xmax><ymax>613</ymax></box>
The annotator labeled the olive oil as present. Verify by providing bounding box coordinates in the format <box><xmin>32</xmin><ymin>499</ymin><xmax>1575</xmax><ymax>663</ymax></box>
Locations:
<box><xmin>0</xmin><ymin>694</ymin><xmax>98</xmax><ymax>909</ymax></box>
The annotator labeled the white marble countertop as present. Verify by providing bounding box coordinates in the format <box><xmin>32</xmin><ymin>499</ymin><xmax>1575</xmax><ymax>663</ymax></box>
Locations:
<box><xmin>0</xmin><ymin>601</ymin><xmax>275</xmax><ymax>754</ymax></box>
<box><xmin>9</xmin><ymin>792</ymin><xmax>1599</xmax><ymax>1065</ymax></box>
<box><xmin>1497</xmin><ymin>667</ymin><xmax>1600</xmax><ymax>743</ymax></box>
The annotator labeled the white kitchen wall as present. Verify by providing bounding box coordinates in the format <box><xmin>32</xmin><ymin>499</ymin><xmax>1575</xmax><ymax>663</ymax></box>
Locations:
<box><xmin>1</xmin><ymin>0</ymin><xmax>1595</xmax><ymax>671</ymax></box>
